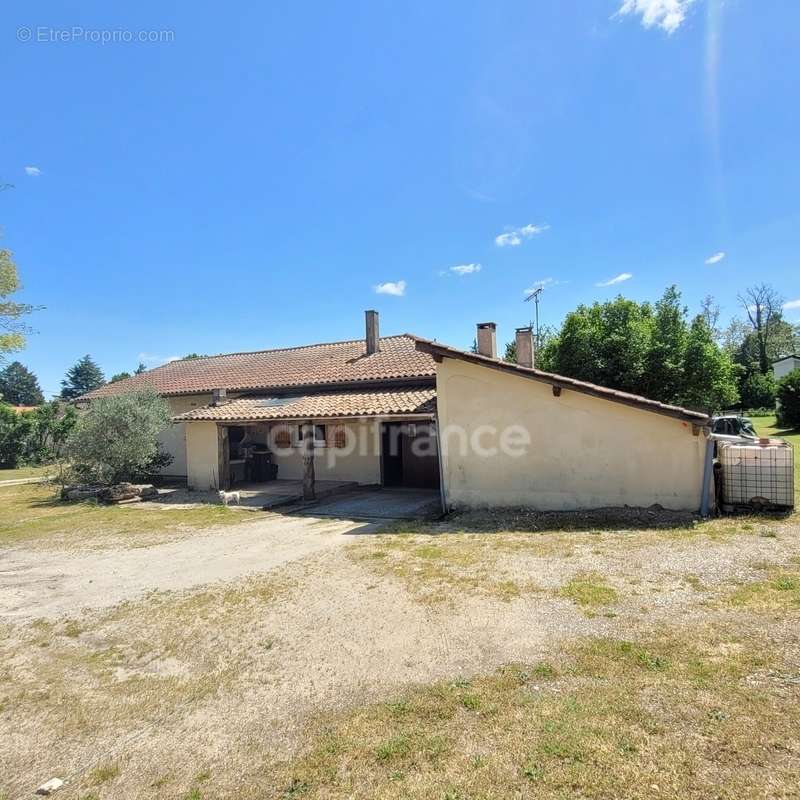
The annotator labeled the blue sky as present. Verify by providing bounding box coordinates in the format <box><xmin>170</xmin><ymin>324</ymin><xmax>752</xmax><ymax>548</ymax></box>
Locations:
<box><xmin>2</xmin><ymin>0</ymin><xmax>799</xmax><ymax>396</ymax></box>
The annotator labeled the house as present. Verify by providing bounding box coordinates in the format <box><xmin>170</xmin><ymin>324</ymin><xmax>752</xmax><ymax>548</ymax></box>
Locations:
<box><xmin>83</xmin><ymin>311</ymin><xmax>712</xmax><ymax>512</ymax></box>
<box><xmin>773</xmin><ymin>354</ymin><xmax>800</xmax><ymax>382</ymax></box>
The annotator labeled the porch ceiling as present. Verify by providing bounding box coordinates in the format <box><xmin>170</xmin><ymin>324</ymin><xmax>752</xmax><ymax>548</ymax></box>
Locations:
<box><xmin>172</xmin><ymin>387</ymin><xmax>436</xmax><ymax>422</ymax></box>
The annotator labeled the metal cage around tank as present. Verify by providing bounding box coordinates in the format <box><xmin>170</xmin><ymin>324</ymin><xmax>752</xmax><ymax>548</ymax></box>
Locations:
<box><xmin>718</xmin><ymin>439</ymin><xmax>795</xmax><ymax>510</ymax></box>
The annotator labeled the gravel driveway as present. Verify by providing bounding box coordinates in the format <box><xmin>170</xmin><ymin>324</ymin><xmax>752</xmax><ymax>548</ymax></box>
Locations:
<box><xmin>2</xmin><ymin>510</ymin><xmax>799</xmax><ymax>799</ymax></box>
<box><xmin>0</xmin><ymin>513</ymin><xmax>376</xmax><ymax>621</ymax></box>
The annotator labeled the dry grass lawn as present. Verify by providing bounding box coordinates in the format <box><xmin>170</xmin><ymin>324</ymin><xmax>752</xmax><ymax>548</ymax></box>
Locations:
<box><xmin>1</xmin><ymin>479</ymin><xmax>799</xmax><ymax>799</ymax></box>
<box><xmin>0</xmin><ymin>464</ymin><xmax>55</xmax><ymax>482</ymax></box>
<box><xmin>0</xmin><ymin>482</ymin><xmax>256</xmax><ymax>548</ymax></box>
<box><xmin>267</xmin><ymin>623</ymin><xmax>798</xmax><ymax>800</ymax></box>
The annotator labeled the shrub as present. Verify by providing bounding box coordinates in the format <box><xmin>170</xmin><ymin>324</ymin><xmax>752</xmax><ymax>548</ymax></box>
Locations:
<box><xmin>739</xmin><ymin>371</ymin><xmax>776</xmax><ymax>410</ymax></box>
<box><xmin>776</xmin><ymin>369</ymin><xmax>800</xmax><ymax>429</ymax></box>
<box><xmin>0</xmin><ymin>403</ymin><xmax>32</xmax><ymax>468</ymax></box>
<box><xmin>66</xmin><ymin>389</ymin><xmax>173</xmax><ymax>484</ymax></box>
<box><xmin>22</xmin><ymin>401</ymin><xmax>77</xmax><ymax>464</ymax></box>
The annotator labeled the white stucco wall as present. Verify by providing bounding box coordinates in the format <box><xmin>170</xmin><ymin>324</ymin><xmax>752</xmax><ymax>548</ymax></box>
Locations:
<box><xmin>158</xmin><ymin>394</ymin><xmax>213</xmax><ymax>477</ymax></box>
<box><xmin>265</xmin><ymin>420</ymin><xmax>382</xmax><ymax>484</ymax></box>
<box><xmin>186</xmin><ymin>420</ymin><xmax>219</xmax><ymax>491</ymax></box>
<box><xmin>436</xmin><ymin>358</ymin><xmax>708</xmax><ymax>512</ymax></box>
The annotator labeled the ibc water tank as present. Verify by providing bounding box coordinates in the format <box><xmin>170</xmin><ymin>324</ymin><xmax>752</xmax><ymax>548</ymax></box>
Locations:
<box><xmin>718</xmin><ymin>440</ymin><xmax>794</xmax><ymax>508</ymax></box>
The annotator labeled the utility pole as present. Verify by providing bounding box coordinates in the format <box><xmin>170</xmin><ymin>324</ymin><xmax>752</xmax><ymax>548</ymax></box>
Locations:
<box><xmin>524</xmin><ymin>286</ymin><xmax>543</xmax><ymax>350</ymax></box>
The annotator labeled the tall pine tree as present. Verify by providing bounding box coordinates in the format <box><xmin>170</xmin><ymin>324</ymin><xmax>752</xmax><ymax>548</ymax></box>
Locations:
<box><xmin>0</xmin><ymin>361</ymin><xmax>44</xmax><ymax>405</ymax></box>
<box><xmin>60</xmin><ymin>355</ymin><xmax>105</xmax><ymax>400</ymax></box>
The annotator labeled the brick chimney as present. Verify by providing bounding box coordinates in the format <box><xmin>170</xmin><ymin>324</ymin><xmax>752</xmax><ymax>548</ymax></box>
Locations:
<box><xmin>515</xmin><ymin>326</ymin><xmax>535</xmax><ymax>368</ymax></box>
<box><xmin>476</xmin><ymin>322</ymin><xmax>497</xmax><ymax>359</ymax></box>
<box><xmin>365</xmin><ymin>309</ymin><xmax>380</xmax><ymax>354</ymax></box>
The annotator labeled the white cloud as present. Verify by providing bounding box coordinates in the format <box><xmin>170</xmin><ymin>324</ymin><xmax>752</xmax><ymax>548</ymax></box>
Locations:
<box><xmin>705</xmin><ymin>251</ymin><xmax>726</xmax><ymax>265</ymax></box>
<box><xmin>523</xmin><ymin>278</ymin><xmax>554</xmax><ymax>294</ymax></box>
<box><xmin>616</xmin><ymin>0</ymin><xmax>695</xmax><ymax>34</ymax></box>
<box><xmin>24</xmin><ymin>166</ymin><xmax>41</xmax><ymax>177</ymax></box>
<box><xmin>495</xmin><ymin>222</ymin><xmax>550</xmax><ymax>247</ymax></box>
<box><xmin>374</xmin><ymin>280</ymin><xmax>406</xmax><ymax>297</ymax></box>
<box><xmin>783</xmin><ymin>299</ymin><xmax>800</xmax><ymax>311</ymax></box>
<box><xmin>137</xmin><ymin>353</ymin><xmax>181</xmax><ymax>368</ymax></box>
<box><xmin>595</xmin><ymin>272</ymin><xmax>633</xmax><ymax>287</ymax></box>
<box><xmin>450</xmin><ymin>263</ymin><xmax>481</xmax><ymax>276</ymax></box>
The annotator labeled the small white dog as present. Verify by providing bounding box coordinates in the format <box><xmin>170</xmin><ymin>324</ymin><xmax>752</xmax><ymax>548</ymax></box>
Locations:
<box><xmin>218</xmin><ymin>490</ymin><xmax>241</xmax><ymax>506</ymax></box>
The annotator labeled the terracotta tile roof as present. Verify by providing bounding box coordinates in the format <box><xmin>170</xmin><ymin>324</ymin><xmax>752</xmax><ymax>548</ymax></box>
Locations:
<box><xmin>83</xmin><ymin>335</ymin><xmax>435</xmax><ymax>399</ymax></box>
<box><xmin>414</xmin><ymin>337</ymin><xmax>710</xmax><ymax>425</ymax></box>
<box><xmin>173</xmin><ymin>387</ymin><xmax>437</xmax><ymax>422</ymax></box>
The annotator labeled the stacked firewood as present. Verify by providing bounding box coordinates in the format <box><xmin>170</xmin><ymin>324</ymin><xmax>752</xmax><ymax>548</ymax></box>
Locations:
<box><xmin>60</xmin><ymin>483</ymin><xmax>159</xmax><ymax>504</ymax></box>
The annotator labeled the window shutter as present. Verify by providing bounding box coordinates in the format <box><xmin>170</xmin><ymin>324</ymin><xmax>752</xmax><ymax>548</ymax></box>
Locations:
<box><xmin>329</xmin><ymin>424</ymin><xmax>347</xmax><ymax>449</ymax></box>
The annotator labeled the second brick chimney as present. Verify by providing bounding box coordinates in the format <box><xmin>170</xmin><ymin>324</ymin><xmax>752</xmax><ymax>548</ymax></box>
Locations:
<box><xmin>365</xmin><ymin>310</ymin><xmax>380</xmax><ymax>354</ymax></box>
<box><xmin>515</xmin><ymin>326</ymin><xmax>535</xmax><ymax>368</ymax></box>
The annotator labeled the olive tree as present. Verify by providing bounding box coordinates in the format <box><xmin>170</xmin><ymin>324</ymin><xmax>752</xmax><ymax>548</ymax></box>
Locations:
<box><xmin>66</xmin><ymin>389</ymin><xmax>172</xmax><ymax>484</ymax></box>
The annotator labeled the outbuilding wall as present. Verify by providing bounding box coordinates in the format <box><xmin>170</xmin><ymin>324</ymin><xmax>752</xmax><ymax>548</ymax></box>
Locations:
<box><xmin>774</xmin><ymin>356</ymin><xmax>800</xmax><ymax>381</ymax></box>
<box><xmin>435</xmin><ymin>358</ymin><xmax>708</xmax><ymax>511</ymax></box>
<box><xmin>158</xmin><ymin>394</ymin><xmax>214</xmax><ymax>477</ymax></box>
<box><xmin>185</xmin><ymin>420</ymin><xmax>219</xmax><ymax>490</ymax></box>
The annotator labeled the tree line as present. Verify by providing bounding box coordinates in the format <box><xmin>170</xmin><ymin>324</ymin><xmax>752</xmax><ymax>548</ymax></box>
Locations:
<box><xmin>0</xmin><ymin>353</ymin><xmax>210</xmax><ymax>406</ymax></box>
<box><xmin>505</xmin><ymin>283</ymin><xmax>799</xmax><ymax>414</ymax></box>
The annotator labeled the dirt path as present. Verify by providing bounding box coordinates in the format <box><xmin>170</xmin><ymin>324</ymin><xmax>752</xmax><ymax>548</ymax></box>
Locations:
<box><xmin>0</xmin><ymin>513</ymin><xmax>376</xmax><ymax>621</ymax></box>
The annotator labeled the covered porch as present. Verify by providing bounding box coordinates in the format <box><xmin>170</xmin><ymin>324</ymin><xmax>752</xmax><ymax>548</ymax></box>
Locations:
<box><xmin>177</xmin><ymin>386</ymin><xmax>440</xmax><ymax>503</ymax></box>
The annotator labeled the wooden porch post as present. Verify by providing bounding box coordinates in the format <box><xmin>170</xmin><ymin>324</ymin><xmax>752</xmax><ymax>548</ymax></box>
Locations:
<box><xmin>301</xmin><ymin>421</ymin><xmax>316</xmax><ymax>501</ymax></box>
<box><xmin>217</xmin><ymin>424</ymin><xmax>230</xmax><ymax>490</ymax></box>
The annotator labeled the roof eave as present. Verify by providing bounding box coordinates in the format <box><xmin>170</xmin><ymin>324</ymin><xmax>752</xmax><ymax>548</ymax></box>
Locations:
<box><xmin>173</xmin><ymin>411</ymin><xmax>435</xmax><ymax>424</ymax></box>
<box><xmin>414</xmin><ymin>338</ymin><xmax>710</xmax><ymax>426</ymax></box>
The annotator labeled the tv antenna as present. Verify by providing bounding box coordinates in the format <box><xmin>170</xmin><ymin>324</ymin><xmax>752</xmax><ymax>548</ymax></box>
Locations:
<box><xmin>524</xmin><ymin>285</ymin><xmax>544</xmax><ymax>348</ymax></box>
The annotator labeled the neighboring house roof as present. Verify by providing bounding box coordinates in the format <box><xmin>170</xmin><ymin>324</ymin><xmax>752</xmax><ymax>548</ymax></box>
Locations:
<box><xmin>772</xmin><ymin>354</ymin><xmax>800</xmax><ymax>363</ymax></box>
<box><xmin>173</xmin><ymin>387</ymin><xmax>436</xmax><ymax>422</ymax></box>
<box><xmin>414</xmin><ymin>337</ymin><xmax>710</xmax><ymax>424</ymax></box>
<box><xmin>82</xmin><ymin>335</ymin><xmax>436</xmax><ymax>399</ymax></box>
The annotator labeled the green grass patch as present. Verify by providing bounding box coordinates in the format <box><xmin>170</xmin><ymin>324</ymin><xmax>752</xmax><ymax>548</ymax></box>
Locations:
<box><xmin>88</xmin><ymin>762</ymin><xmax>119</xmax><ymax>785</ymax></box>
<box><xmin>728</xmin><ymin>571</ymin><xmax>800</xmax><ymax>611</ymax></box>
<box><xmin>558</xmin><ymin>573</ymin><xmax>619</xmax><ymax>610</ymax></box>
<box><xmin>0</xmin><ymin>464</ymin><xmax>55</xmax><ymax>482</ymax></box>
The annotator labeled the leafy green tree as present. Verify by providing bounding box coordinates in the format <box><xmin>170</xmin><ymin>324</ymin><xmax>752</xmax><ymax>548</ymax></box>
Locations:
<box><xmin>645</xmin><ymin>286</ymin><xmax>688</xmax><ymax>404</ymax></box>
<box><xmin>109</xmin><ymin>372</ymin><xmax>132</xmax><ymax>383</ymax></box>
<box><xmin>23</xmin><ymin>401</ymin><xmax>77</xmax><ymax>463</ymax></box>
<box><xmin>135</xmin><ymin>362</ymin><xmax>147</xmax><ymax>374</ymax></box>
<box><xmin>548</xmin><ymin>297</ymin><xmax>654</xmax><ymax>394</ymax></box>
<box><xmin>1</xmin><ymin>249</ymin><xmax>36</xmax><ymax>360</ymax></box>
<box><xmin>181</xmin><ymin>353</ymin><xmax>206</xmax><ymax>360</ymax></box>
<box><xmin>776</xmin><ymin>369</ymin><xmax>800</xmax><ymax>429</ymax></box>
<box><xmin>0</xmin><ymin>403</ymin><xmax>32</xmax><ymax>468</ymax></box>
<box><xmin>66</xmin><ymin>389</ymin><xmax>172</xmax><ymax>483</ymax></box>
<box><xmin>60</xmin><ymin>355</ymin><xmax>105</xmax><ymax>400</ymax></box>
<box><xmin>739</xmin><ymin>371</ymin><xmax>776</xmax><ymax>410</ymax></box>
<box><xmin>0</xmin><ymin>361</ymin><xmax>44</xmax><ymax>405</ymax></box>
<box><xmin>682</xmin><ymin>316</ymin><xmax>739</xmax><ymax>413</ymax></box>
